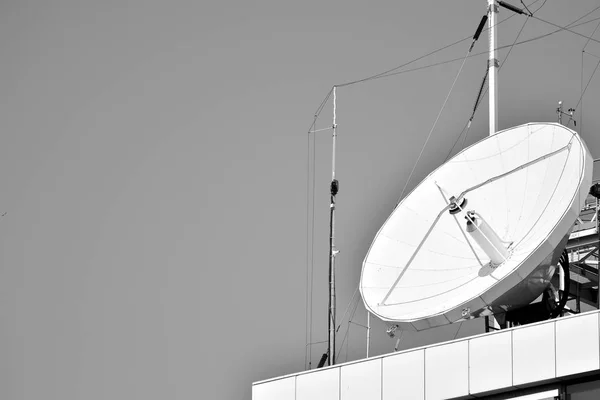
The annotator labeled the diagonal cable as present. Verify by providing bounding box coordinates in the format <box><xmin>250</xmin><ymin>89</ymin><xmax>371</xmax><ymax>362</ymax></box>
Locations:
<box><xmin>397</xmin><ymin>47</ymin><xmax>471</xmax><ymax>203</ymax></box>
<box><xmin>336</xmin><ymin>0</ymin><xmax>544</xmax><ymax>88</ymax></box>
<box><xmin>445</xmin><ymin>3</ymin><xmax>598</xmax><ymax>162</ymax></box>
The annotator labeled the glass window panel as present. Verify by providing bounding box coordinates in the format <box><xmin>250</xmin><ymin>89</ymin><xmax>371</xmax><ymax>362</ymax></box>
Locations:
<box><xmin>568</xmin><ymin>379</ymin><xmax>600</xmax><ymax>400</ymax></box>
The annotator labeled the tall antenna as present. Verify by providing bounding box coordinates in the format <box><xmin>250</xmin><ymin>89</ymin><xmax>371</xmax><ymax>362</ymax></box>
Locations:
<box><xmin>328</xmin><ymin>86</ymin><xmax>339</xmax><ymax>366</ymax></box>
<box><xmin>488</xmin><ymin>0</ymin><xmax>499</xmax><ymax>136</ymax></box>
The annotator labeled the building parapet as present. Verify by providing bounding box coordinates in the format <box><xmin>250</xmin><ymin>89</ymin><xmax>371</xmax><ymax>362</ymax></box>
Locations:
<box><xmin>253</xmin><ymin>310</ymin><xmax>600</xmax><ymax>399</ymax></box>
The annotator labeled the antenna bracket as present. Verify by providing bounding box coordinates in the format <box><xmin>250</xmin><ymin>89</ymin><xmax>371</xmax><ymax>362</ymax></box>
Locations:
<box><xmin>487</xmin><ymin>58</ymin><xmax>500</xmax><ymax>68</ymax></box>
<box><xmin>449</xmin><ymin>196</ymin><xmax>468</xmax><ymax>215</ymax></box>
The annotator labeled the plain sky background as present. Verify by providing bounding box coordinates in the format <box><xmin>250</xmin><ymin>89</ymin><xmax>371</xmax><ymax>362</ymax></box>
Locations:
<box><xmin>2</xmin><ymin>1</ymin><xmax>600</xmax><ymax>399</ymax></box>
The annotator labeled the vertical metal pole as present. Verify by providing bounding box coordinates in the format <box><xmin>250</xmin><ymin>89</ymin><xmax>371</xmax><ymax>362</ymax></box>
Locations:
<box><xmin>596</xmin><ymin>197</ymin><xmax>600</xmax><ymax>310</ymax></box>
<box><xmin>366</xmin><ymin>312</ymin><xmax>371</xmax><ymax>358</ymax></box>
<box><xmin>576</xmin><ymin>280</ymin><xmax>581</xmax><ymax>313</ymax></box>
<box><xmin>559</xmin><ymin>264</ymin><xmax>565</xmax><ymax>292</ymax></box>
<box><xmin>558</xmin><ymin>101</ymin><xmax>563</xmax><ymax>125</ymax></box>
<box><xmin>328</xmin><ymin>86</ymin><xmax>338</xmax><ymax>365</ymax></box>
<box><xmin>488</xmin><ymin>0</ymin><xmax>499</xmax><ymax>136</ymax></box>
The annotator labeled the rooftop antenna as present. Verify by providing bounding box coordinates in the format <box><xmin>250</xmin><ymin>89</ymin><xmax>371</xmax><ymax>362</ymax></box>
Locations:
<box><xmin>327</xmin><ymin>87</ymin><xmax>339</xmax><ymax>366</ymax></box>
<box><xmin>557</xmin><ymin>101</ymin><xmax>563</xmax><ymax>124</ymax></box>
<box><xmin>488</xmin><ymin>0</ymin><xmax>499</xmax><ymax>136</ymax></box>
<box><xmin>557</xmin><ymin>101</ymin><xmax>577</xmax><ymax>126</ymax></box>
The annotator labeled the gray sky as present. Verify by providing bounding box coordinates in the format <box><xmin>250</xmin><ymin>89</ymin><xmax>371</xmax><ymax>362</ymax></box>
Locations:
<box><xmin>1</xmin><ymin>1</ymin><xmax>600</xmax><ymax>399</ymax></box>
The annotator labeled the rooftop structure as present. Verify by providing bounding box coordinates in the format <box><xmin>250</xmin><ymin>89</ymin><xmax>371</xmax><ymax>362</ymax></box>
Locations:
<box><xmin>253</xmin><ymin>309</ymin><xmax>600</xmax><ymax>399</ymax></box>
<box><xmin>253</xmin><ymin>161</ymin><xmax>600</xmax><ymax>400</ymax></box>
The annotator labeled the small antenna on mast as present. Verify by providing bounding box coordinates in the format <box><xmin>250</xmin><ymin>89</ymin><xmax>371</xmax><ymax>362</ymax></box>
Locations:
<box><xmin>569</xmin><ymin>108</ymin><xmax>577</xmax><ymax>126</ymax></box>
<box><xmin>557</xmin><ymin>101</ymin><xmax>577</xmax><ymax>126</ymax></box>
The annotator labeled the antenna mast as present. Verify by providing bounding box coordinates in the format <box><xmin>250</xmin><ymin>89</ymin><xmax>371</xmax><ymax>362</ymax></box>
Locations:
<box><xmin>328</xmin><ymin>87</ymin><xmax>339</xmax><ymax>366</ymax></box>
<box><xmin>488</xmin><ymin>0</ymin><xmax>499</xmax><ymax>136</ymax></box>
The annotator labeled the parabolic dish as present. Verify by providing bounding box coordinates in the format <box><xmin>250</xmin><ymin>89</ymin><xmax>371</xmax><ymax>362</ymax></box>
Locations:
<box><xmin>360</xmin><ymin>123</ymin><xmax>593</xmax><ymax>330</ymax></box>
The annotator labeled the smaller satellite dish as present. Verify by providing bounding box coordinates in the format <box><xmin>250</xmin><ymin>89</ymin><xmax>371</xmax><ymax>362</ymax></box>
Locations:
<box><xmin>360</xmin><ymin>123</ymin><xmax>593</xmax><ymax>330</ymax></box>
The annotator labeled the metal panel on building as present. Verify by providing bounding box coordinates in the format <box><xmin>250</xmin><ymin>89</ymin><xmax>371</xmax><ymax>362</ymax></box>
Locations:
<box><xmin>469</xmin><ymin>330</ymin><xmax>513</xmax><ymax>394</ymax></box>
<box><xmin>382</xmin><ymin>349</ymin><xmax>425</xmax><ymax>400</ymax></box>
<box><xmin>512</xmin><ymin>320</ymin><xmax>556</xmax><ymax>386</ymax></box>
<box><xmin>296</xmin><ymin>367</ymin><xmax>339</xmax><ymax>400</ymax></box>
<box><xmin>556</xmin><ymin>313</ymin><xmax>600</xmax><ymax>377</ymax></box>
<box><xmin>252</xmin><ymin>376</ymin><xmax>295</xmax><ymax>400</ymax></box>
<box><xmin>340</xmin><ymin>358</ymin><xmax>381</xmax><ymax>400</ymax></box>
<box><xmin>425</xmin><ymin>340</ymin><xmax>469</xmax><ymax>400</ymax></box>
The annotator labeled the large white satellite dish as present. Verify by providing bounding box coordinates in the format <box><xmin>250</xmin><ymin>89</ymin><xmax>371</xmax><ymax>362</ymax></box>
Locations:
<box><xmin>360</xmin><ymin>123</ymin><xmax>593</xmax><ymax>330</ymax></box>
